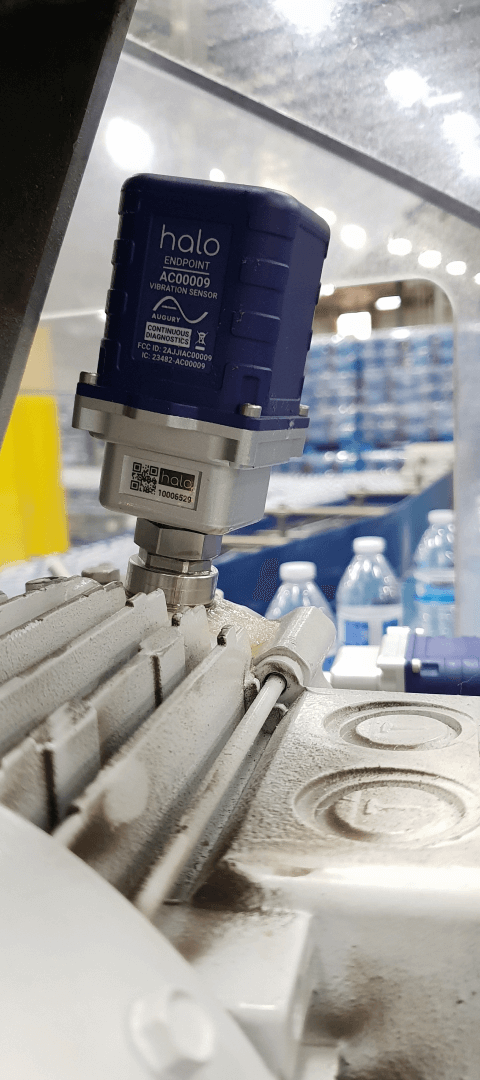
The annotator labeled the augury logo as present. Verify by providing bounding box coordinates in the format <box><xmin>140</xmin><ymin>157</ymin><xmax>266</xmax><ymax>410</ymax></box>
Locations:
<box><xmin>160</xmin><ymin>223</ymin><xmax>220</xmax><ymax>257</ymax></box>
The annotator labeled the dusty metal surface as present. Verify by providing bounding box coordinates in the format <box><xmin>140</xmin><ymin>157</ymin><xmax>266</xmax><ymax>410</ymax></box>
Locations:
<box><xmin>0</xmin><ymin>579</ymin><xmax>123</xmax><ymax>684</ymax></box>
<box><xmin>0</xmin><ymin>583</ymin><xmax>233</xmax><ymax>849</ymax></box>
<box><xmin>0</xmin><ymin>575</ymin><xmax>97</xmax><ymax>635</ymax></box>
<box><xmin>159</xmin><ymin>687</ymin><xmax>480</xmax><ymax>1080</ymax></box>
<box><xmin>0</xmin><ymin>587</ymin><xmax>167</xmax><ymax>757</ymax></box>
<box><xmin>227</xmin><ymin>690</ymin><xmax>480</xmax><ymax>867</ymax></box>
<box><xmin>135</xmin><ymin>670</ymin><xmax>286</xmax><ymax>917</ymax></box>
<box><xmin>55</xmin><ymin>626</ymin><xmax>252</xmax><ymax>897</ymax></box>
<box><xmin>0</xmin><ymin>585</ymin><xmax>180</xmax><ymax>829</ymax></box>
<box><xmin>2</xmin><ymin>578</ymin><xmax>478</xmax><ymax>1077</ymax></box>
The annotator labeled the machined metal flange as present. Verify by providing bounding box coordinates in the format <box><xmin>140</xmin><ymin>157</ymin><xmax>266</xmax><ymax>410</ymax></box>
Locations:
<box><xmin>125</xmin><ymin>553</ymin><xmax>218</xmax><ymax>610</ymax></box>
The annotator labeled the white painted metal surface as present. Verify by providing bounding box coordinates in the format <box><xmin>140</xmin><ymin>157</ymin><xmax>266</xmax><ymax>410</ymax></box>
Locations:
<box><xmin>136</xmin><ymin>671</ymin><xmax>286</xmax><ymax>918</ymax></box>
<box><xmin>163</xmin><ymin>686</ymin><xmax>480</xmax><ymax>1080</ymax></box>
<box><xmin>0</xmin><ymin>578</ymin><xmax>479</xmax><ymax>1078</ymax></box>
<box><xmin>55</xmin><ymin>623</ymin><xmax>252</xmax><ymax>896</ymax></box>
<box><xmin>0</xmin><ymin>804</ymin><xmax>274</xmax><ymax>1080</ymax></box>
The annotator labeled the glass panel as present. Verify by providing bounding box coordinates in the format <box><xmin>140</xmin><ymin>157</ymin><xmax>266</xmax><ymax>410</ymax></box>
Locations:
<box><xmin>129</xmin><ymin>0</ymin><xmax>480</xmax><ymax>218</ymax></box>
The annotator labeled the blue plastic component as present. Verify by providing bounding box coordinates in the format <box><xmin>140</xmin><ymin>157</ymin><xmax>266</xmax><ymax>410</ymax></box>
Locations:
<box><xmin>77</xmin><ymin>174</ymin><xmax>329</xmax><ymax>432</ymax></box>
<box><xmin>405</xmin><ymin>632</ymin><xmax>480</xmax><ymax>695</ymax></box>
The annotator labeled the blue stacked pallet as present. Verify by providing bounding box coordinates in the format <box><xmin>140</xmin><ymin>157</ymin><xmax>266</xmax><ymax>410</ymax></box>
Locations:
<box><xmin>300</xmin><ymin>325</ymin><xmax>453</xmax><ymax>463</ymax></box>
<box><xmin>358</xmin><ymin>335</ymin><xmax>398</xmax><ymax>448</ymax></box>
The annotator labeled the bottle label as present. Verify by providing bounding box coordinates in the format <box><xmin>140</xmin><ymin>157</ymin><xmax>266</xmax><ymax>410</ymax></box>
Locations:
<box><xmin>414</xmin><ymin>586</ymin><xmax>455</xmax><ymax>604</ymax></box>
<box><xmin>337</xmin><ymin>604</ymin><xmax>403</xmax><ymax>647</ymax></box>
<box><xmin>344</xmin><ymin>619</ymin><xmax>369</xmax><ymax>646</ymax></box>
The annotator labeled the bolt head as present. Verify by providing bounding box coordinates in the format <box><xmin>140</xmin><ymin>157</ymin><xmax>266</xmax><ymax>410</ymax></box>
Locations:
<box><xmin>130</xmin><ymin>989</ymin><xmax>216</xmax><ymax>1078</ymax></box>
<box><xmin>81</xmin><ymin>562</ymin><xmax>121</xmax><ymax>584</ymax></box>
<box><xmin>134</xmin><ymin>520</ymin><xmax>221</xmax><ymax>562</ymax></box>
<box><xmin>240</xmin><ymin>403</ymin><xmax>262</xmax><ymax>418</ymax></box>
<box><xmin>25</xmin><ymin>576</ymin><xmax>67</xmax><ymax>592</ymax></box>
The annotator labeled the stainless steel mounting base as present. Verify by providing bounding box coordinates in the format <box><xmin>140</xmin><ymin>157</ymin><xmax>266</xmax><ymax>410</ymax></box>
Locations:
<box><xmin>125</xmin><ymin>553</ymin><xmax>218</xmax><ymax>609</ymax></box>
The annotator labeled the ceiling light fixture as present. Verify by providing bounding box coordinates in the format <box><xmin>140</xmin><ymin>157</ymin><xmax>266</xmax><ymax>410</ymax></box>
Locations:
<box><xmin>425</xmin><ymin>91</ymin><xmax>463</xmax><ymax>107</ymax></box>
<box><xmin>418</xmin><ymin>249</ymin><xmax>442</xmax><ymax>269</ymax></box>
<box><xmin>385</xmin><ymin>69</ymin><xmax>429</xmax><ymax>109</ymax></box>
<box><xmin>320</xmin><ymin>283</ymin><xmax>335</xmax><ymax>296</ymax></box>
<box><xmin>105</xmin><ymin>118</ymin><xmax>154</xmax><ymax>171</ymax></box>
<box><xmin>375</xmin><ymin>295</ymin><xmax>401</xmax><ymax>311</ymax></box>
<box><xmin>340</xmin><ymin>224</ymin><xmax>367</xmax><ymax>250</ymax></box>
<box><xmin>272</xmin><ymin>0</ymin><xmax>335</xmax><ymax>36</ymax></box>
<box><xmin>443</xmin><ymin>112</ymin><xmax>480</xmax><ymax>177</ymax></box>
<box><xmin>337</xmin><ymin>311</ymin><xmax>371</xmax><ymax>340</ymax></box>
<box><xmin>446</xmin><ymin>261</ymin><xmax>466</xmax><ymax>276</ymax></box>
<box><xmin>314</xmin><ymin>206</ymin><xmax>337</xmax><ymax>227</ymax></box>
<box><xmin>209</xmin><ymin>168</ymin><xmax>226</xmax><ymax>182</ymax></box>
<box><xmin>390</xmin><ymin>328</ymin><xmax>411</xmax><ymax>340</ymax></box>
<box><xmin>387</xmin><ymin>237</ymin><xmax>412</xmax><ymax>256</ymax></box>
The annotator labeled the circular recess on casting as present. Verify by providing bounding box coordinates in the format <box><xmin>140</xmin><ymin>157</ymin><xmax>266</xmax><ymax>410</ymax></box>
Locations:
<box><xmin>321</xmin><ymin>701</ymin><xmax>468</xmax><ymax>751</ymax></box>
<box><xmin>293</xmin><ymin>768</ymin><xmax>480</xmax><ymax>847</ymax></box>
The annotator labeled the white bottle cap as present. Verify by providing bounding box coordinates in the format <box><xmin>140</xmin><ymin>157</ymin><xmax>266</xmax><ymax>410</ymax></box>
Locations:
<box><xmin>428</xmin><ymin>509</ymin><xmax>454</xmax><ymax>525</ymax></box>
<box><xmin>353</xmin><ymin>536</ymin><xmax>385</xmax><ymax>554</ymax></box>
<box><xmin>279</xmin><ymin>561</ymin><xmax>316</xmax><ymax>582</ymax></box>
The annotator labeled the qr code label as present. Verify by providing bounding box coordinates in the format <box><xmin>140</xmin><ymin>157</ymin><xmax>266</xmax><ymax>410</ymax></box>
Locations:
<box><xmin>129</xmin><ymin>461</ymin><xmax>159</xmax><ymax>495</ymax></box>
<box><xmin>120</xmin><ymin>455</ymin><xmax>200</xmax><ymax>510</ymax></box>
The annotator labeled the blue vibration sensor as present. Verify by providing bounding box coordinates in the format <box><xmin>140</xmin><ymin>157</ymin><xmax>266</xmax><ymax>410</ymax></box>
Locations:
<box><xmin>77</xmin><ymin>174</ymin><xmax>330</xmax><ymax>432</ymax></box>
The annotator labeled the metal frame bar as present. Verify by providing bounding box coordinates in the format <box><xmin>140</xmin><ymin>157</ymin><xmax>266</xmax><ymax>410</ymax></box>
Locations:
<box><xmin>0</xmin><ymin>0</ymin><xmax>137</xmax><ymax>448</ymax></box>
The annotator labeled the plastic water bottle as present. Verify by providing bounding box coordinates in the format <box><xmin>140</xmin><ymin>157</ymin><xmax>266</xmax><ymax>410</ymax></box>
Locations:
<box><xmin>336</xmin><ymin>536</ymin><xmax>402</xmax><ymax>646</ymax></box>
<box><xmin>413</xmin><ymin>509</ymin><xmax>455</xmax><ymax>636</ymax></box>
<box><xmin>265</xmin><ymin>561</ymin><xmax>336</xmax><ymax>668</ymax></box>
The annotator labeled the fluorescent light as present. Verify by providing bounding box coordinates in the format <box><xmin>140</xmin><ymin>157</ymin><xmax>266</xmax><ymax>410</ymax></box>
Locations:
<box><xmin>209</xmin><ymin>168</ymin><xmax>225</xmax><ymax>182</ymax></box>
<box><xmin>474</xmin><ymin>273</ymin><xmax>480</xmax><ymax>285</ymax></box>
<box><xmin>458</xmin><ymin>146</ymin><xmax>480</xmax><ymax>177</ymax></box>
<box><xmin>314</xmin><ymin>206</ymin><xmax>337</xmax><ymax>227</ymax></box>
<box><xmin>388</xmin><ymin>237</ymin><xmax>412</xmax><ymax>256</ymax></box>
<box><xmin>337</xmin><ymin>311</ymin><xmax>372</xmax><ymax>340</ymax></box>
<box><xmin>446</xmin><ymin>260</ymin><xmax>466</xmax><ymax>276</ymax></box>
<box><xmin>418</xmin><ymin>249</ymin><xmax>442</xmax><ymax>269</ymax></box>
<box><xmin>443</xmin><ymin>111</ymin><xmax>480</xmax><ymax>145</ymax></box>
<box><xmin>385</xmin><ymin>68</ymin><xmax>429</xmax><ymax>109</ymax></box>
<box><xmin>443</xmin><ymin>112</ymin><xmax>480</xmax><ymax>177</ymax></box>
<box><xmin>425</xmin><ymin>91</ymin><xmax>463</xmax><ymax>107</ymax></box>
<box><xmin>340</xmin><ymin>224</ymin><xmax>367</xmax><ymax>250</ymax></box>
<box><xmin>375</xmin><ymin>295</ymin><xmax>401</xmax><ymax>311</ymax></box>
<box><xmin>391</xmin><ymin>328</ymin><xmax>411</xmax><ymax>340</ymax></box>
<box><xmin>321</xmin><ymin>283</ymin><xmax>335</xmax><ymax>296</ymax></box>
<box><xmin>272</xmin><ymin>0</ymin><xmax>335</xmax><ymax>35</ymax></box>
<box><xmin>105</xmin><ymin>118</ymin><xmax>154</xmax><ymax>171</ymax></box>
